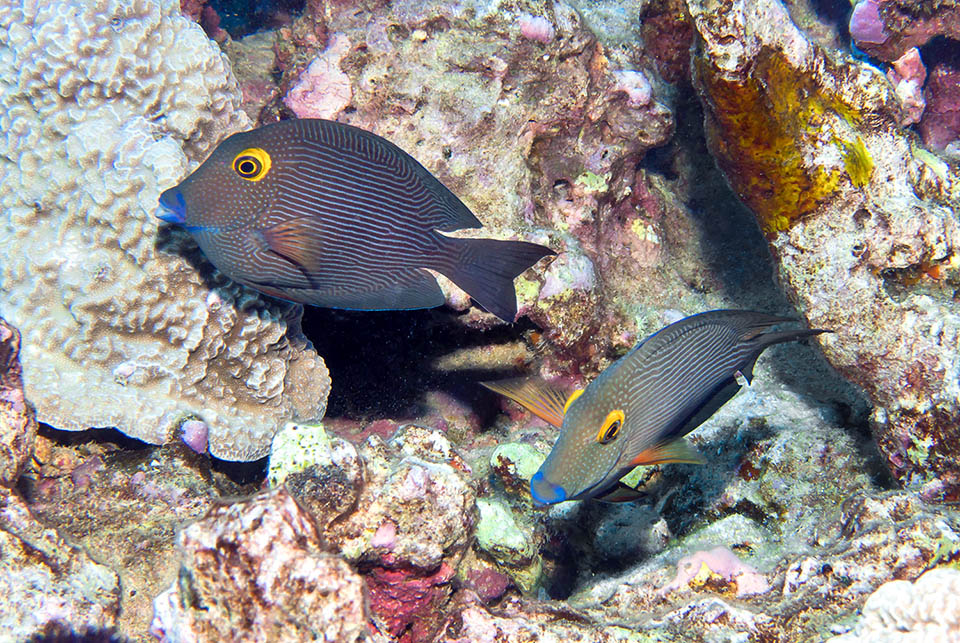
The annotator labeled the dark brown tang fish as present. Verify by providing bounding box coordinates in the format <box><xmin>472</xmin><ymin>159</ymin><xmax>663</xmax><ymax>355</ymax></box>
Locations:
<box><xmin>157</xmin><ymin>118</ymin><xmax>553</xmax><ymax>321</ymax></box>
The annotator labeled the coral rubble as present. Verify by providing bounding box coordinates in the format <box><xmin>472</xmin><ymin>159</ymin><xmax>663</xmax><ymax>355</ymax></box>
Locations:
<box><xmin>0</xmin><ymin>0</ymin><xmax>329</xmax><ymax>460</ymax></box>
<box><xmin>151</xmin><ymin>488</ymin><xmax>368</xmax><ymax>642</ymax></box>
<box><xmin>0</xmin><ymin>490</ymin><xmax>121</xmax><ymax>639</ymax></box>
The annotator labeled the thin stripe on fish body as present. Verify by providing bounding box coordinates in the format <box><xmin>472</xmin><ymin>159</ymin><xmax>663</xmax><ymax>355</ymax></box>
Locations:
<box><xmin>493</xmin><ymin>310</ymin><xmax>829</xmax><ymax>504</ymax></box>
<box><xmin>157</xmin><ymin>119</ymin><xmax>554</xmax><ymax>321</ymax></box>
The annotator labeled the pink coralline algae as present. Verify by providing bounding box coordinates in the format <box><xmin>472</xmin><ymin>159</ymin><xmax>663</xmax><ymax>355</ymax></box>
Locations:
<box><xmin>519</xmin><ymin>14</ymin><xmax>555</xmax><ymax>44</ymax></box>
<box><xmin>612</xmin><ymin>71</ymin><xmax>653</xmax><ymax>108</ymax></box>
<box><xmin>464</xmin><ymin>567</ymin><xmax>512</xmax><ymax>604</ymax></box>
<box><xmin>367</xmin><ymin>560</ymin><xmax>456</xmax><ymax>643</ymax></box>
<box><xmin>663</xmin><ymin>546</ymin><xmax>770</xmax><ymax>597</ymax></box>
<box><xmin>886</xmin><ymin>48</ymin><xmax>926</xmax><ymax>125</ymax></box>
<box><xmin>283</xmin><ymin>33</ymin><xmax>353</xmax><ymax>119</ymax></box>
<box><xmin>370</xmin><ymin>519</ymin><xmax>398</xmax><ymax>549</ymax></box>
<box><xmin>919</xmin><ymin>64</ymin><xmax>960</xmax><ymax>150</ymax></box>
<box><xmin>179</xmin><ymin>419</ymin><xmax>208</xmax><ymax>454</ymax></box>
<box><xmin>850</xmin><ymin>0</ymin><xmax>960</xmax><ymax>61</ymax></box>
<box><xmin>179</xmin><ymin>0</ymin><xmax>226</xmax><ymax>42</ymax></box>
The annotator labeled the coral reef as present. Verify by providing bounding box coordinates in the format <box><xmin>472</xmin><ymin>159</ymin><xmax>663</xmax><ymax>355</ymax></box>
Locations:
<box><xmin>0</xmin><ymin>321</ymin><xmax>119</xmax><ymax>639</ymax></box>
<box><xmin>151</xmin><ymin>488</ymin><xmax>369</xmax><ymax>642</ymax></box>
<box><xmin>6</xmin><ymin>1</ymin><xmax>960</xmax><ymax>641</ymax></box>
<box><xmin>0</xmin><ymin>490</ymin><xmax>121</xmax><ymax>639</ymax></box>
<box><xmin>0</xmin><ymin>319</ymin><xmax>37</xmax><ymax>486</ymax></box>
<box><xmin>685</xmin><ymin>0</ymin><xmax>960</xmax><ymax>495</ymax></box>
<box><xmin>0</xmin><ymin>0</ymin><xmax>330</xmax><ymax>461</ymax></box>
<box><xmin>827</xmin><ymin>567</ymin><xmax>960</xmax><ymax>642</ymax></box>
<box><xmin>920</xmin><ymin>63</ymin><xmax>960</xmax><ymax>151</ymax></box>
<box><xmin>265</xmin><ymin>0</ymin><xmax>720</xmax><ymax>365</ymax></box>
<box><xmin>849</xmin><ymin>0</ymin><xmax>960</xmax><ymax>61</ymax></box>
<box><xmin>24</xmin><ymin>429</ymin><xmax>226</xmax><ymax>636</ymax></box>
<box><xmin>276</xmin><ymin>424</ymin><xmax>476</xmax><ymax>642</ymax></box>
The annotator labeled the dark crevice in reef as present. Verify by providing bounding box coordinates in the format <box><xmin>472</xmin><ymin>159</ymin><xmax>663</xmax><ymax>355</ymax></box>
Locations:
<box><xmin>674</xmin><ymin>77</ymin><xmax>871</xmax><ymax>426</ymax></box>
<box><xmin>34</xmin><ymin>423</ymin><xmax>154</xmax><ymax>456</ymax></box>
<box><xmin>208</xmin><ymin>0</ymin><xmax>306</xmax><ymax>39</ymax></box>
<box><xmin>301</xmin><ymin>306</ymin><xmax>539</xmax><ymax>424</ymax></box>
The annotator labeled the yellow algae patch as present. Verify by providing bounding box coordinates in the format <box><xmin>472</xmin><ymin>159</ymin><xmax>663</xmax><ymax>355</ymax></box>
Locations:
<box><xmin>697</xmin><ymin>48</ymin><xmax>864</xmax><ymax>234</ymax></box>
<box><xmin>840</xmin><ymin>136</ymin><xmax>874</xmax><ymax>187</ymax></box>
<box><xmin>630</xmin><ymin>218</ymin><xmax>660</xmax><ymax>244</ymax></box>
<box><xmin>689</xmin><ymin>561</ymin><xmax>723</xmax><ymax>590</ymax></box>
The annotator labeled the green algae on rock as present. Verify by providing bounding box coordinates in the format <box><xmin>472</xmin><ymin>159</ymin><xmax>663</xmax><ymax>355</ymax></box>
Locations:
<box><xmin>489</xmin><ymin>442</ymin><xmax>547</xmax><ymax>496</ymax></box>
<box><xmin>475</xmin><ymin>497</ymin><xmax>542</xmax><ymax>591</ymax></box>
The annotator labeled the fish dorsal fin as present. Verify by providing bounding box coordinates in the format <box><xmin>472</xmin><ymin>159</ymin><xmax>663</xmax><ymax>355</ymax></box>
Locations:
<box><xmin>628</xmin><ymin>438</ymin><xmax>705</xmax><ymax>467</ymax></box>
<box><xmin>481</xmin><ymin>377</ymin><xmax>569</xmax><ymax>428</ymax></box>
<box><xmin>260</xmin><ymin>219</ymin><xmax>326</xmax><ymax>274</ymax></box>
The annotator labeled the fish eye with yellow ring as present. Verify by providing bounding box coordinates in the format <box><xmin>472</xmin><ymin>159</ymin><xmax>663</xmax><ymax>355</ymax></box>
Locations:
<box><xmin>232</xmin><ymin>147</ymin><xmax>271</xmax><ymax>181</ymax></box>
<box><xmin>596</xmin><ymin>409</ymin><xmax>625</xmax><ymax>444</ymax></box>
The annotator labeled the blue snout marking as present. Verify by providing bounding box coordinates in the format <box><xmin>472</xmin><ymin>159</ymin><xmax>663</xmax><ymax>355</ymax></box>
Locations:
<box><xmin>156</xmin><ymin>189</ymin><xmax>187</xmax><ymax>224</ymax></box>
<box><xmin>530</xmin><ymin>471</ymin><xmax>567</xmax><ymax>506</ymax></box>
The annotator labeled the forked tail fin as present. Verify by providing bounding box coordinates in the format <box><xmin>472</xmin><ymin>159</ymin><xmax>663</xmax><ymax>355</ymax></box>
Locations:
<box><xmin>438</xmin><ymin>236</ymin><xmax>554</xmax><ymax>321</ymax></box>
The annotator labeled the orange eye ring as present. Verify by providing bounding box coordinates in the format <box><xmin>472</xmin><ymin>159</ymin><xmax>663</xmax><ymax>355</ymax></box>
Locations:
<box><xmin>596</xmin><ymin>409</ymin><xmax>625</xmax><ymax>444</ymax></box>
<box><xmin>233</xmin><ymin>147</ymin><xmax>271</xmax><ymax>181</ymax></box>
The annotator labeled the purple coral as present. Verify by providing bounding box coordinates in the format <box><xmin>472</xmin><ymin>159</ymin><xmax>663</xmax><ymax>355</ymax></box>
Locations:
<box><xmin>849</xmin><ymin>0</ymin><xmax>889</xmax><ymax>45</ymax></box>
<box><xmin>180</xmin><ymin>419</ymin><xmax>209</xmax><ymax>454</ymax></box>
<box><xmin>919</xmin><ymin>64</ymin><xmax>960</xmax><ymax>150</ymax></box>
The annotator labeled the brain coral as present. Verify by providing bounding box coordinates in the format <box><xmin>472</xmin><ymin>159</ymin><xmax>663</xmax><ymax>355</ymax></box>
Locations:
<box><xmin>0</xmin><ymin>0</ymin><xmax>330</xmax><ymax>461</ymax></box>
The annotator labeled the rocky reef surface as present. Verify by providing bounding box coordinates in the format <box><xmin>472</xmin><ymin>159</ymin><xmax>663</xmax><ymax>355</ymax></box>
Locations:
<box><xmin>2</xmin><ymin>0</ymin><xmax>960</xmax><ymax>641</ymax></box>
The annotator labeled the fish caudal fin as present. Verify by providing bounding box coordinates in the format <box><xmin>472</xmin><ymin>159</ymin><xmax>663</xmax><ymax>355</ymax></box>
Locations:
<box><xmin>439</xmin><ymin>236</ymin><xmax>554</xmax><ymax>322</ymax></box>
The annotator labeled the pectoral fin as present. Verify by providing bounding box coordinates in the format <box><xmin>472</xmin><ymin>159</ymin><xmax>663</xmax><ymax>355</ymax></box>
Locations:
<box><xmin>629</xmin><ymin>438</ymin><xmax>705</xmax><ymax>467</ymax></box>
<box><xmin>481</xmin><ymin>377</ymin><xmax>570</xmax><ymax>428</ymax></box>
<box><xmin>260</xmin><ymin>218</ymin><xmax>326</xmax><ymax>274</ymax></box>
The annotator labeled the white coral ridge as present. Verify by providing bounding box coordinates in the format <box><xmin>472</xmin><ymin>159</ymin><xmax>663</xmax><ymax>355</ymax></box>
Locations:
<box><xmin>829</xmin><ymin>567</ymin><xmax>960</xmax><ymax>642</ymax></box>
<box><xmin>0</xmin><ymin>0</ymin><xmax>329</xmax><ymax>461</ymax></box>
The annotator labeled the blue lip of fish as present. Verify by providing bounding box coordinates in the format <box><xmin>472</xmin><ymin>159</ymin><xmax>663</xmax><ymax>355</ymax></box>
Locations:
<box><xmin>155</xmin><ymin>118</ymin><xmax>554</xmax><ymax>321</ymax></box>
<box><xmin>483</xmin><ymin>310</ymin><xmax>830</xmax><ymax>506</ymax></box>
<box><xmin>530</xmin><ymin>471</ymin><xmax>567</xmax><ymax>505</ymax></box>
<box><xmin>156</xmin><ymin>190</ymin><xmax>186</xmax><ymax>224</ymax></box>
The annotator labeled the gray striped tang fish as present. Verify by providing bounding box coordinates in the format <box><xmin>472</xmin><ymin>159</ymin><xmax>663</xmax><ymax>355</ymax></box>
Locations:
<box><xmin>483</xmin><ymin>310</ymin><xmax>828</xmax><ymax>504</ymax></box>
<box><xmin>156</xmin><ymin>118</ymin><xmax>554</xmax><ymax>321</ymax></box>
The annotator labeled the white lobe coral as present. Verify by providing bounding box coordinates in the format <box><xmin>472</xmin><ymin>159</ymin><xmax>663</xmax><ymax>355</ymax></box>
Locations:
<box><xmin>0</xmin><ymin>0</ymin><xmax>330</xmax><ymax>461</ymax></box>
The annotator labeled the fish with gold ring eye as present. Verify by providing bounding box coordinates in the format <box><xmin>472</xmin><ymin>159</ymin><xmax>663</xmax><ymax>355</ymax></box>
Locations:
<box><xmin>156</xmin><ymin>118</ymin><xmax>554</xmax><ymax>322</ymax></box>
<box><xmin>482</xmin><ymin>310</ymin><xmax>830</xmax><ymax>505</ymax></box>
